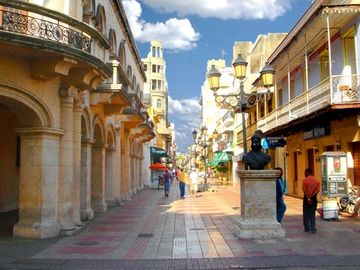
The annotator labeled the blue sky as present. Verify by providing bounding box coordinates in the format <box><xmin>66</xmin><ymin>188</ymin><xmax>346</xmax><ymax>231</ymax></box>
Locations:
<box><xmin>122</xmin><ymin>0</ymin><xmax>313</xmax><ymax>153</ymax></box>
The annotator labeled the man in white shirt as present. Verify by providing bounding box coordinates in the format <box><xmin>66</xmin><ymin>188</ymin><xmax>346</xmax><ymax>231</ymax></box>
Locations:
<box><xmin>189</xmin><ymin>169</ymin><xmax>198</xmax><ymax>198</ymax></box>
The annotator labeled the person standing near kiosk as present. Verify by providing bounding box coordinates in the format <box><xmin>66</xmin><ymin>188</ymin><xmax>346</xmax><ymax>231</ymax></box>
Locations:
<box><xmin>302</xmin><ymin>168</ymin><xmax>320</xmax><ymax>233</ymax></box>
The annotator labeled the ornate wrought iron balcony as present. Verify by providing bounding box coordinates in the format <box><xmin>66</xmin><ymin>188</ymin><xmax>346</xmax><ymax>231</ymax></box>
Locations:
<box><xmin>0</xmin><ymin>1</ymin><xmax>109</xmax><ymax>54</ymax></box>
<box><xmin>1</xmin><ymin>8</ymin><xmax>91</xmax><ymax>53</ymax></box>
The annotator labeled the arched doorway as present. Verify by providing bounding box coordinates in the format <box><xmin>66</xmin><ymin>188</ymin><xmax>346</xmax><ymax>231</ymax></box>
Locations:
<box><xmin>80</xmin><ymin>109</ymin><xmax>94</xmax><ymax>221</ymax></box>
<box><xmin>105</xmin><ymin>127</ymin><xmax>116</xmax><ymax>206</ymax></box>
<box><xmin>0</xmin><ymin>83</ymin><xmax>60</xmax><ymax>239</ymax></box>
<box><xmin>91</xmin><ymin>118</ymin><xmax>107</xmax><ymax>212</ymax></box>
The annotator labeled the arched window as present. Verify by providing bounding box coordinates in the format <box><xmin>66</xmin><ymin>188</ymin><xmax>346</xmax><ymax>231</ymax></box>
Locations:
<box><xmin>118</xmin><ymin>40</ymin><xmax>126</xmax><ymax>68</ymax></box>
<box><xmin>132</xmin><ymin>75</ymin><xmax>136</xmax><ymax>89</ymax></box>
<box><xmin>108</xmin><ymin>29</ymin><xmax>117</xmax><ymax>54</ymax></box>
<box><xmin>127</xmin><ymin>65</ymin><xmax>132</xmax><ymax>80</ymax></box>
<box><xmin>95</xmin><ymin>4</ymin><xmax>106</xmax><ymax>34</ymax></box>
<box><xmin>156</xmin><ymin>98</ymin><xmax>162</xmax><ymax>109</ymax></box>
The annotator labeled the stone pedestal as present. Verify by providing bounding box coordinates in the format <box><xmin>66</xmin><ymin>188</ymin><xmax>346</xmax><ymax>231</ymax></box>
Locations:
<box><xmin>235</xmin><ymin>170</ymin><xmax>285</xmax><ymax>239</ymax></box>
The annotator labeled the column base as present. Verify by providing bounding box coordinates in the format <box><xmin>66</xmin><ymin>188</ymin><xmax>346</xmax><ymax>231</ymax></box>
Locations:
<box><xmin>115</xmin><ymin>197</ymin><xmax>122</xmax><ymax>205</ymax></box>
<box><xmin>60</xmin><ymin>224</ymin><xmax>86</xmax><ymax>236</ymax></box>
<box><xmin>234</xmin><ymin>218</ymin><xmax>285</xmax><ymax>239</ymax></box>
<box><xmin>106</xmin><ymin>199</ymin><xmax>117</xmax><ymax>207</ymax></box>
<box><xmin>13</xmin><ymin>221</ymin><xmax>60</xmax><ymax>239</ymax></box>
<box><xmin>94</xmin><ymin>202</ymin><xmax>107</xmax><ymax>213</ymax></box>
<box><xmin>81</xmin><ymin>208</ymin><xmax>94</xmax><ymax>221</ymax></box>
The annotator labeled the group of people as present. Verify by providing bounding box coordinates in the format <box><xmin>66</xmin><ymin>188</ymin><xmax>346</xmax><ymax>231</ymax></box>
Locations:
<box><xmin>159</xmin><ymin>167</ymin><xmax>199</xmax><ymax>199</ymax></box>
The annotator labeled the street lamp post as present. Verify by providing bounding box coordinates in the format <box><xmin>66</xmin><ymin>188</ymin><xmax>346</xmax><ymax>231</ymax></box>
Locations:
<box><xmin>206</xmin><ymin>55</ymin><xmax>275</xmax><ymax>166</ymax></box>
<box><xmin>192</xmin><ymin>129</ymin><xmax>198</xmax><ymax>171</ymax></box>
<box><xmin>201</xmin><ymin>125</ymin><xmax>208</xmax><ymax>190</ymax></box>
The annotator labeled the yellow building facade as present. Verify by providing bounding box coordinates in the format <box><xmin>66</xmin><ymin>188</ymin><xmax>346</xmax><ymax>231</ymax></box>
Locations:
<box><xmin>0</xmin><ymin>0</ymin><xmax>154</xmax><ymax>238</ymax></box>
<box><xmin>142</xmin><ymin>41</ymin><xmax>172</xmax><ymax>154</ymax></box>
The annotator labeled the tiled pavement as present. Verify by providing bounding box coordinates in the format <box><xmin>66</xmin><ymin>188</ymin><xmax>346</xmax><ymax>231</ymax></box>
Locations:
<box><xmin>0</xmin><ymin>181</ymin><xmax>359</xmax><ymax>269</ymax></box>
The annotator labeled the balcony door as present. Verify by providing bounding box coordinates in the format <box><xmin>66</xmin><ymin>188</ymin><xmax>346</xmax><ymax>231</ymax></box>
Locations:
<box><xmin>353</xmin><ymin>141</ymin><xmax>360</xmax><ymax>186</ymax></box>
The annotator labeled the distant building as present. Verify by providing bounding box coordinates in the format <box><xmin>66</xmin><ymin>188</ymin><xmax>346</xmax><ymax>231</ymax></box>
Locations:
<box><xmin>142</xmin><ymin>41</ymin><xmax>173</xmax><ymax>155</ymax></box>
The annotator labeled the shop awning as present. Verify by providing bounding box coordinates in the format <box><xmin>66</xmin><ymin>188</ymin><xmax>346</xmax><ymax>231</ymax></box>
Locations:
<box><xmin>150</xmin><ymin>147</ymin><xmax>169</xmax><ymax>163</ymax></box>
<box><xmin>208</xmin><ymin>151</ymin><xmax>232</xmax><ymax>166</ymax></box>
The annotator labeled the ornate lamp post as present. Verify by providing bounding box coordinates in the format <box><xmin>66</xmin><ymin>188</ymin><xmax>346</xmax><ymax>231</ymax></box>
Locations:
<box><xmin>191</xmin><ymin>129</ymin><xmax>198</xmax><ymax>170</ymax></box>
<box><xmin>207</xmin><ymin>55</ymin><xmax>275</xmax><ymax>160</ymax></box>
<box><xmin>200</xmin><ymin>125</ymin><xmax>208</xmax><ymax>190</ymax></box>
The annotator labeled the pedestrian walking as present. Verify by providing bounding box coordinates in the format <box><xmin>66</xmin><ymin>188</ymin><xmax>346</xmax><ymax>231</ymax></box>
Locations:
<box><xmin>275</xmin><ymin>167</ymin><xmax>286</xmax><ymax>223</ymax></box>
<box><xmin>302</xmin><ymin>168</ymin><xmax>320</xmax><ymax>233</ymax></box>
<box><xmin>162</xmin><ymin>169</ymin><xmax>171</xmax><ymax>197</ymax></box>
<box><xmin>178</xmin><ymin>168</ymin><xmax>187</xmax><ymax>198</ymax></box>
<box><xmin>189</xmin><ymin>169</ymin><xmax>198</xmax><ymax>198</ymax></box>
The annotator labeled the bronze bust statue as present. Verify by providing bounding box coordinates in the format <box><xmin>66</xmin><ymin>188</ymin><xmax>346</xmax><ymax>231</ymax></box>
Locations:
<box><xmin>242</xmin><ymin>132</ymin><xmax>270</xmax><ymax>170</ymax></box>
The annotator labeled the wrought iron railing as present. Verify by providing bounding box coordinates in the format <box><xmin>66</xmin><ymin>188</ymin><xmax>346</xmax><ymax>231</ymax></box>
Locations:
<box><xmin>257</xmin><ymin>74</ymin><xmax>360</xmax><ymax>133</ymax></box>
<box><xmin>0</xmin><ymin>8</ymin><xmax>91</xmax><ymax>53</ymax></box>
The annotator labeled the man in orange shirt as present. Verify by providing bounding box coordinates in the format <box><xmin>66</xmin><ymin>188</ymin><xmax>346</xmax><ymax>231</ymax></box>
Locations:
<box><xmin>302</xmin><ymin>168</ymin><xmax>321</xmax><ymax>233</ymax></box>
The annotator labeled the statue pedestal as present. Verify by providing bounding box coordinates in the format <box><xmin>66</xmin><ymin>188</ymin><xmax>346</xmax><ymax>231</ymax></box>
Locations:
<box><xmin>234</xmin><ymin>170</ymin><xmax>285</xmax><ymax>239</ymax></box>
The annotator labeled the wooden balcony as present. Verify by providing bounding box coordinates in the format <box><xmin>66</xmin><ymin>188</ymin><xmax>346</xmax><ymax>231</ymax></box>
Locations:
<box><xmin>257</xmin><ymin>74</ymin><xmax>360</xmax><ymax>133</ymax></box>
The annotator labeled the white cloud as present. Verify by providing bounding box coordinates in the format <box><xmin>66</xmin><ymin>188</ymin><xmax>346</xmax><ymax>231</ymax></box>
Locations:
<box><xmin>142</xmin><ymin>0</ymin><xmax>292</xmax><ymax>20</ymax></box>
<box><xmin>168</xmin><ymin>96</ymin><xmax>201</xmax><ymax>115</ymax></box>
<box><xmin>122</xmin><ymin>0</ymin><xmax>200</xmax><ymax>51</ymax></box>
<box><xmin>168</xmin><ymin>96</ymin><xmax>201</xmax><ymax>152</ymax></box>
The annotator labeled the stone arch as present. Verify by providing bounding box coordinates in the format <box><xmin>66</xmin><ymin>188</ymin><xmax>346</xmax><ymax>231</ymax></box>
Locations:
<box><xmin>105</xmin><ymin>124</ymin><xmax>116</xmax><ymax>148</ymax></box>
<box><xmin>0</xmin><ymin>82</ymin><xmax>58</xmax><ymax>238</ymax></box>
<box><xmin>108</xmin><ymin>28</ymin><xmax>117</xmax><ymax>54</ymax></box>
<box><xmin>90</xmin><ymin>114</ymin><xmax>107</xmax><ymax>213</ymax></box>
<box><xmin>80</xmin><ymin>105</ymin><xmax>94</xmax><ymax>221</ymax></box>
<box><xmin>105</xmin><ymin>124</ymin><xmax>116</xmax><ymax>206</ymax></box>
<box><xmin>118</xmin><ymin>40</ymin><xmax>126</xmax><ymax>69</ymax></box>
<box><xmin>81</xmin><ymin>106</ymin><xmax>91</xmax><ymax>140</ymax></box>
<box><xmin>95</xmin><ymin>4</ymin><xmax>106</xmax><ymax>35</ymax></box>
<box><xmin>0</xmin><ymin>82</ymin><xmax>53</xmax><ymax>127</ymax></box>
<box><xmin>92</xmin><ymin>114</ymin><xmax>105</xmax><ymax>145</ymax></box>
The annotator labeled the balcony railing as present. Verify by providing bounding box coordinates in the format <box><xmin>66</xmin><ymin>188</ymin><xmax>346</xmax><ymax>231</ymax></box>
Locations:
<box><xmin>257</xmin><ymin>74</ymin><xmax>360</xmax><ymax>133</ymax></box>
<box><xmin>0</xmin><ymin>7</ymin><xmax>91</xmax><ymax>53</ymax></box>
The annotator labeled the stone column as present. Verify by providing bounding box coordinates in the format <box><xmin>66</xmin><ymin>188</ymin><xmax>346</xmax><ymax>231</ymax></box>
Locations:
<box><xmin>80</xmin><ymin>139</ymin><xmax>94</xmax><ymax>220</ymax></box>
<box><xmin>105</xmin><ymin>146</ymin><xmax>116</xmax><ymax>206</ymax></box>
<box><xmin>114</xmin><ymin>127</ymin><xmax>122</xmax><ymax>203</ymax></box>
<box><xmin>72</xmin><ymin>100</ymin><xmax>82</xmax><ymax>226</ymax></box>
<box><xmin>235</xmin><ymin>170</ymin><xmax>285</xmax><ymax>239</ymax></box>
<box><xmin>130</xmin><ymin>154</ymin><xmax>135</xmax><ymax>196</ymax></box>
<box><xmin>91</xmin><ymin>144</ymin><xmax>107</xmax><ymax>212</ymax></box>
<box><xmin>139</xmin><ymin>157</ymin><xmax>144</xmax><ymax>189</ymax></box>
<box><xmin>121</xmin><ymin>132</ymin><xmax>130</xmax><ymax>200</ymax></box>
<box><xmin>58</xmin><ymin>93</ymin><xmax>76</xmax><ymax>234</ymax></box>
<box><xmin>14</xmin><ymin>127</ymin><xmax>64</xmax><ymax>239</ymax></box>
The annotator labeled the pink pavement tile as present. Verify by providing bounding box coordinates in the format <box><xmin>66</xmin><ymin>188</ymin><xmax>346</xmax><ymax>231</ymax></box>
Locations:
<box><xmin>247</xmin><ymin>251</ymin><xmax>266</xmax><ymax>257</ymax></box>
<box><xmin>314</xmin><ymin>248</ymin><xmax>330</xmax><ymax>256</ymax></box>
<box><xmin>75</xmin><ymin>235</ymin><xmax>125</xmax><ymax>241</ymax></box>
<box><xmin>58</xmin><ymin>246</ymin><xmax>114</xmax><ymax>254</ymax></box>
<box><xmin>277</xmin><ymin>248</ymin><xmax>295</xmax><ymax>255</ymax></box>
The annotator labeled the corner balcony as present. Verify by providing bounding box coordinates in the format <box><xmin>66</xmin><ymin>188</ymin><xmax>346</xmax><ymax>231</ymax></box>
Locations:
<box><xmin>257</xmin><ymin>74</ymin><xmax>360</xmax><ymax>134</ymax></box>
<box><xmin>0</xmin><ymin>1</ymin><xmax>111</xmax><ymax>87</ymax></box>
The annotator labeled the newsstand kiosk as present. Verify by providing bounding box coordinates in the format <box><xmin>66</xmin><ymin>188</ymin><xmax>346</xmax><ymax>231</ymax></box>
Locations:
<box><xmin>320</xmin><ymin>152</ymin><xmax>348</xmax><ymax>219</ymax></box>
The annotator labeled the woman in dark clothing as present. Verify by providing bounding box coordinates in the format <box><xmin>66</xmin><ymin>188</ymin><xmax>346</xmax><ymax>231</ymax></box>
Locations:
<box><xmin>275</xmin><ymin>167</ymin><xmax>286</xmax><ymax>223</ymax></box>
<box><xmin>163</xmin><ymin>170</ymin><xmax>171</xmax><ymax>197</ymax></box>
